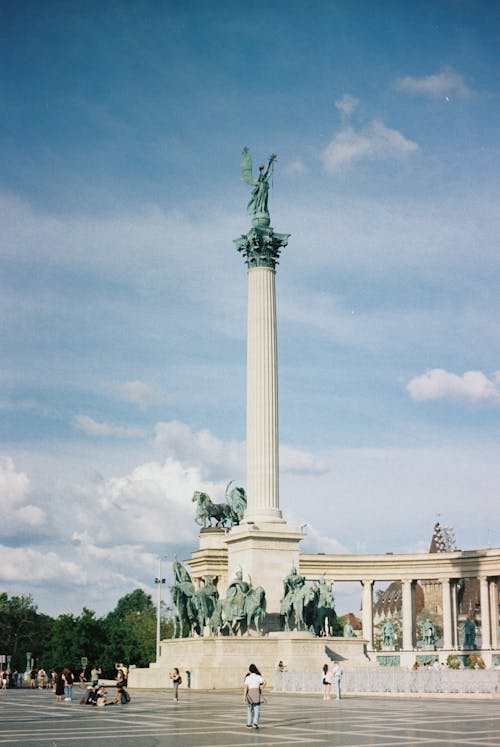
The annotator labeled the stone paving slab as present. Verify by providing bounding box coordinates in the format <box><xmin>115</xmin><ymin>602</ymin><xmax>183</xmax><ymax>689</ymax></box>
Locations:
<box><xmin>0</xmin><ymin>687</ymin><xmax>499</xmax><ymax>747</ymax></box>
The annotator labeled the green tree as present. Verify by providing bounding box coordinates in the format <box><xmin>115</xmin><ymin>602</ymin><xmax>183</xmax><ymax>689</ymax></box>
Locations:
<box><xmin>45</xmin><ymin>608</ymin><xmax>107</xmax><ymax>674</ymax></box>
<box><xmin>0</xmin><ymin>593</ymin><xmax>39</xmax><ymax>670</ymax></box>
<box><xmin>47</xmin><ymin>613</ymin><xmax>80</xmax><ymax>671</ymax></box>
<box><xmin>102</xmin><ymin>589</ymin><xmax>157</xmax><ymax>675</ymax></box>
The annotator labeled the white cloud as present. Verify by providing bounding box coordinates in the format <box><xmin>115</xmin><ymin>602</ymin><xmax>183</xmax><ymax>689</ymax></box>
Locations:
<box><xmin>395</xmin><ymin>66</ymin><xmax>470</xmax><ymax>98</ymax></box>
<box><xmin>0</xmin><ymin>545</ymin><xmax>87</xmax><ymax>584</ymax></box>
<box><xmin>73</xmin><ymin>414</ymin><xmax>147</xmax><ymax>438</ymax></box>
<box><xmin>335</xmin><ymin>94</ymin><xmax>359</xmax><ymax>118</ymax></box>
<box><xmin>154</xmin><ymin>420</ymin><xmax>328</xmax><ymax>480</ymax></box>
<box><xmin>321</xmin><ymin>121</ymin><xmax>418</xmax><ymax>172</ymax></box>
<box><xmin>280</xmin><ymin>445</ymin><xmax>327</xmax><ymax>474</ymax></box>
<box><xmin>286</xmin><ymin>158</ymin><xmax>306</xmax><ymax>176</ymax></box>
<box><xmin>0</xmin><ymin>455</ymin><xmax>30</xmax><ymax>503</ymax></box>
<box><xmin>298</xmin><ymin>521</ymin><xmax>350</xmax><ymax>555</ymax></box>
<box><xmin>83</xmin><ymin>457</ymin><xmax>200</xmax><ymax>545</ymax></box>
<box><xmin>115</xmin><ymin>380</ymin><xmax>161</xmax><ymax>407</ymax></box>
<box><xmin>0</xmin><ymin>457</ymin><xmax>46</xmax><ymax>535</ymax></box>
<box><xmin>407</xmin><ymin>368</ymin><xmax>500</xmax><ymax>406</ymax></box>
<box><xmin>154</xmin><ymin>420</ymin><xmax>245</xmax><ymax>482</ymax></box>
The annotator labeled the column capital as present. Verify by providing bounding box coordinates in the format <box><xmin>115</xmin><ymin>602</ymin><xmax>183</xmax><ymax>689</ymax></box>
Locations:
<box><xmin>234</xmin><ymin>226</ymin><xmax>290</xmax><ymax>269</ymax></box>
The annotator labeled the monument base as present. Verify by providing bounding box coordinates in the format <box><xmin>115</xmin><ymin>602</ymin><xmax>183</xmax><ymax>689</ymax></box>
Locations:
<box><xmin>128</xmin><ymin>634</ymin><xmax>370</xmax><ymax>690</ymax></box>
<box><xmin>225</xmin><ymin>521</ymin><xmax>306</xmax><ymax>616</ymax></box>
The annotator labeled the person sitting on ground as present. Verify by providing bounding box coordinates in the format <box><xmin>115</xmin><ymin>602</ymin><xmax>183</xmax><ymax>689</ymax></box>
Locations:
<box><xmin>96</xmin><ymin>685</ymin><xmax>109</xmax><ymax>707</ymax></box>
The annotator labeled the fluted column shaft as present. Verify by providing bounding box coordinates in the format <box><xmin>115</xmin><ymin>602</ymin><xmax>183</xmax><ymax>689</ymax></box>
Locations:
<box><xmin>246</xmin><ymin>266</ymin><xmax>282</xmax><ymax>522</ymax></box>
<box><xmin>479</xmin><ymin>576</ymin><xmax>491</xmax><ymax>649</ymax></box>
<box><xmin>442</xmin><ymin>578</ymin><xmax>453</xmax><ymax>649</ymax></box>
<box><xmin>489</xmin><ymin>579</ymin><xmax>499</xmax><ymax>649</ymax></box>
<box><xmin>361</xmin><ymin>579</ymin><xmax>374</xmax><ymax>649</ymax></box>
<box><xmin>402</xmin><ymin>579</ymin><xmax>416</xmax><ymax>650</ymax></box>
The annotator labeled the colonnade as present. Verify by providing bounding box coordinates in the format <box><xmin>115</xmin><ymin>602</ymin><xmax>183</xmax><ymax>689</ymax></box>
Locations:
<box><xmin>358</xmin><ymin>575</ymin><xmax>499</xmax><ymax>651</ymax></box>
<box><xmin>300</xmin><ymin>548</ymin><xmax>500</xmax><ymax>659</ymax></box>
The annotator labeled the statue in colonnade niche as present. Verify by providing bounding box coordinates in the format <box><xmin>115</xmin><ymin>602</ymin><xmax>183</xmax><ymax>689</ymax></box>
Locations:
<box><xmin>423</xmin><ymin>617</ymin><xmax>436</xmax><ymax>647</ymax></box>
<box><xmin>462</xmin><ymin>617</ymin><xmax>476</xmax><ymax>649</ymax></box>
<box><xmin>382</xmin><ymin>618</ymin><xmax>395</xmax><ymax>647</ymax></box>
<box><xmin>343</xmin><ymin>620</ymin><xmax>356</xmax><ymax>638</ymax></box>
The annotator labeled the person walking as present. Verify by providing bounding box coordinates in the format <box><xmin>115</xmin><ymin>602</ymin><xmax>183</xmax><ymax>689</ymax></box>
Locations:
<box><xmin>169</xmin><ymin>668</ymin><xmax>182</xmax><ymax>702</ymax></box>
<box><xmin>331</xmin><ymin>662</ymin><xmax>343</xmax><ymax>700</ymax></box>
<box><xmin>243</xmin><ymin>663</ymin><xmax>266</xmax><ymax>730</ymax></box>
<box><xmin>62</xmin><ymin>668</ymin><xmax>74</xmax><ymax>702</ymax></box>
<box><xmin>90</xmin><ymin>665</ymin><xmax>101</xmax><ymax>687</ymax></box>
<box><xmin>54</xmin><ymin>669</ymin><xmax>65</xmax><ymax>702</ymax></box>
<box><xmin>322</xmin><ymin>663</ymin><xmax>332</xmax><ymax>700</ymax></box>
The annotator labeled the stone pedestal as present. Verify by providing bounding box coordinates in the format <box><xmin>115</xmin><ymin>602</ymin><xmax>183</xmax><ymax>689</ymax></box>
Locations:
<box><xmin>128</xmin><ymin>634</ymin><xmax>369</xmax><ymax>690</ymax></box>
<box><xmin>225</xmin><ymin>521</ymin><xmax>305</xmax><ymax>615</ymax></box>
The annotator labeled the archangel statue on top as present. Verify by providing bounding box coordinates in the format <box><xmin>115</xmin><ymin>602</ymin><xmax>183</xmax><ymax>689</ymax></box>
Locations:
<box><xmin>241</xmin><ymin>147</ymin><xmax>276</xmax><ymax>227</ymax></box>
<box><xmin>235</xmin><ymin>147</ymin><xmax>289</xmax><ymax>270</ymax></box>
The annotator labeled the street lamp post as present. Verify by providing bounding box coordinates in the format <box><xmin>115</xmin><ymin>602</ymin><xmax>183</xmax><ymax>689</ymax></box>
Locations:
<box><xmin>154</xmin><ymin>557</ymin><xmax>167</xmax><ymax>661</ymax></box>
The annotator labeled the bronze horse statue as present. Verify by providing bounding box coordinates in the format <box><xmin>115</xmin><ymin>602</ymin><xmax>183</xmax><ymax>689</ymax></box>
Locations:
<box><xmin>192</xmin><ymin>483</ymin><xmax>247</xmax><ymax>528</ymax></box>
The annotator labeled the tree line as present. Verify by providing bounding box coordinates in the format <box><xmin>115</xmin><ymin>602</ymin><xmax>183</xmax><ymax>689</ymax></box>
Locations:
<box><xmin>0</xmin><ymin>589</ymin><xmax>172</xmax><ymax>678</ymax></box>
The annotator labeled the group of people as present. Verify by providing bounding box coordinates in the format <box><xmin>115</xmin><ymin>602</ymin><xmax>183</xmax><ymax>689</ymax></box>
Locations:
<box><xmin>321</xmin><ymin>662</ymin><xmax>344</xmax><ymax>700</ymax></box>
<box><xmin>165</xmin><ymin>658</ymin><xmax>343</xmax><ymax>730</ymax></box>
<box><xmin>1</xmin><ymin>663</ymin><xmax>130</xmax><ymax>706</ymax></box>
<box><xmin>0</xmin><ymin>667</ymin><xmax>58</xmax><ymax>690</ymax></box>
<box><xmin>79</xmin><ymin>665</ymin><xmax>130</xmax><ymax>707</ymax></box>
<box><xmin>167</xmin><ymin>662</ymin><xmax>267</xmax><ymax>729</ymax></box>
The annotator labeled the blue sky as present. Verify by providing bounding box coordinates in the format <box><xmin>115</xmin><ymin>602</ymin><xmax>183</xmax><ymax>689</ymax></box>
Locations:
<box><xmin>1</xmin><ymin>0</ymin><xmax>499</xmax><ymax>617</ymax></box>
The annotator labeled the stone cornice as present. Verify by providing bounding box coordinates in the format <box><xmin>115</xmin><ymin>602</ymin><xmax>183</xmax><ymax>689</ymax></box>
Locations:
<box><xmin>299</xmin><ymin>548</ymin><xmax>500</xmax><ymax>581</ymax></box>
<box><xmin>187</xmin><ymin>543</ymin><xmax>500</xmax><ymax>583</ymax></box>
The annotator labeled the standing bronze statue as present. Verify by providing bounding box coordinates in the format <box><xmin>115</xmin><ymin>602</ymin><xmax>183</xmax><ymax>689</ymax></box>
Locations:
<box><xmin>235</xmin><ymin>147</ymin><xmax>289</xmax><ymax>270</ymax></box>
<box><xmin>241</xmin><ymin>147</ymin><xmax>276</xmax><ymax>227</ymax></box>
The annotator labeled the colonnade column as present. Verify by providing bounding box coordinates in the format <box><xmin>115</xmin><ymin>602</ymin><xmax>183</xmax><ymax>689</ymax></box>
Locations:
<box><xmin>451</xmin><ymin>581</ymin><xmax>459</xmax><ymax>648</ymax></box>
<box><xmin>442</xmin><ymin>578</ymin><xmax>453</xmax><ymax>650</ymax></box>
<box><xmin>402</xmin><ymin>579</ymin><xmax>416</xmax><ymax>650</ymax></box>
<box><xmin>479</xmin><ymin>576</ymin><xmax>491</xmax><ymax>649</ymax></box>
<box><xmin>489</xmin><ymin>579</ymin><xmax>499</xmax><ymax>650</ymax></box>
<box><xmin>361</xmin><ymin>579</ymin><xmax>374</xmax><ymax>649</ymax></box>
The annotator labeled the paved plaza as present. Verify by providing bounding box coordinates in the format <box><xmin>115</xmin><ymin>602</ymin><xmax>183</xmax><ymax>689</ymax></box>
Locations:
<box><xmin>0</xmin><ymin>687</ymin><xmax>499</xmax><ymax>747</ymax></box>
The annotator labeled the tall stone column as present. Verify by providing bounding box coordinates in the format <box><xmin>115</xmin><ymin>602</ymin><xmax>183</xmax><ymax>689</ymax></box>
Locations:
<box><xmin>451</xmin><ymin>581</ymin><xmax>458</xmax><ymax>648</ymax></box>
<box><xmin>361</xmin><ymin>579</ymin><xmax>374</xmax><ymax>649</ymax></box>
<box><xmin>442</xmin><ymin>578</ymin><xmax>453</xmax><ymax>650</ymax></box>
<box><xmin>479</xmin><ymin>576</ymin><xmax>491</xmax><ymax>649</ymax></box>
<box><xmin>402</xmin><ymin>579</ymin><xmax>416</xmax><ymax>650</ymax></box>
<box><xmin>227</xmin><ymin>152</ymin><xmax>305</xmax><ymax>618</ymax></box>
<box><xmin>489</xmin><ymin>579</ymin><xmax>499</xmax><ymax>650</ymax></box>
<box><xmin>246</xmin><ymin>265</ymin><xmax>282</xmax><ymax>522</ymax></box>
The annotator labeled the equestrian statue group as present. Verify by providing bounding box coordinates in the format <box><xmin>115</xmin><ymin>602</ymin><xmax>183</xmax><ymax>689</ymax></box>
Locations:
<box><xmin>170</xmin><ymin>556</ymin><xmax>338</xmax><ymax>639</ymax></box>
<box><xmin>170</xmin><ymin>484</ymin><xmax>338</xmax><ymax>638</ymax></box>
